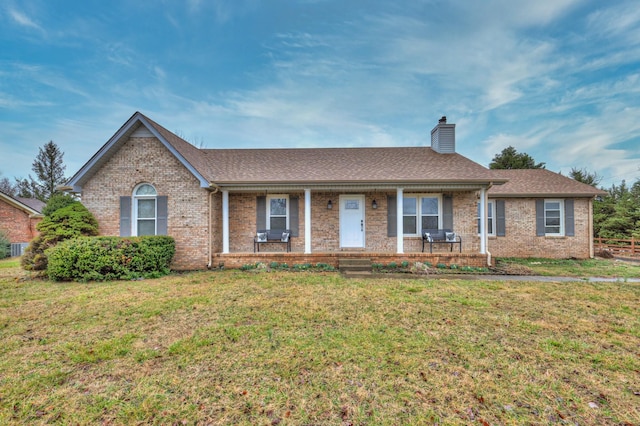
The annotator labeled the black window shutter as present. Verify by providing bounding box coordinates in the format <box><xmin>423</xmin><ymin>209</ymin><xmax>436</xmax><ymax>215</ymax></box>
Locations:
<box><xmin>289</xmin><ymin>196</ymin><xmax>299</xmax><ymax>237</ymax></box>
<box><xmin>387</xmin><ymin>195</ymin><xmax>397</xmax><ymax>237</ymax></box>
<box><xmin>256</xmin><ymin>196</ymin><xmax>266</xmax><ymax>230</ymax></box>
<box><xmin>496</xmin><ymin>200</ymin><xmax>506</xmax><ymax>237</ymax></box>
<box><xmin>120</xmin><ymin>196</ymin><xmax>131</xmax><ymax>237</ymax></box>
<box><xmin>565</xmin><ymin>199</ymin><xmax>574</xmax><ymax>236</ymax></box>
<box><xmin>443</xmin><ymin>194</ymin><xmax>453</xmax><ymax>230</ymax></box>
<box><xmin>157</xmin><ymin>196</ymin><xmax>168</xmax><ymax>235</ymax></box>
<box><xmin>535</xmin><ymin>199</ymin><xmax>545</xmax><ymax>236</ymax></box>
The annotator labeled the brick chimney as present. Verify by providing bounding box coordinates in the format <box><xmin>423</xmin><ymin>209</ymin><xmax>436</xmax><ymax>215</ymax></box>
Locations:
<box><xmin>431</xmin><ymin>116</ymin><xmax>455</xmax><ymax>154</ymax></box>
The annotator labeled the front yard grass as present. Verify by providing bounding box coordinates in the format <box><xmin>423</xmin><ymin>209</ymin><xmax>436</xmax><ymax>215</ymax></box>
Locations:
<box><xmin>496</xmin><ymin>257</ymin><xmax>640</xmax><ymax>278</ymax></box>
<box><xmin>0</xmin><ymin>259</ymin><xmax>638</xmax><ymax>424</ymax></box>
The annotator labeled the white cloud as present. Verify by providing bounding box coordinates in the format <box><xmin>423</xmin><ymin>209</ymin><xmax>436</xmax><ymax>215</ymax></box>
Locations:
<box><xmin>587</xmin><ymin>1</ymin><xmax>640</xmax><ymax>40</ymax></box>
<box><xmin>6</xmin><ymin>6</ymin><xmax>44</xmax><ymax>33</ymax></box>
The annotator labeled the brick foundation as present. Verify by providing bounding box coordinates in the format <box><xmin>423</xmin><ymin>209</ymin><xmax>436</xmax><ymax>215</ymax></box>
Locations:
<box><xmin>214</xmin><ymin>252</ymin><xmax>489</xmax><ymax>269</ymax></box>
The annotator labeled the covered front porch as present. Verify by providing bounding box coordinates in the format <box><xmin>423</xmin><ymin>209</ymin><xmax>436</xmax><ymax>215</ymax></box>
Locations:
<box><xmin>211</xmin><ymin>183</ymin><xmax>494</xmax><ymax>268</ymax></box>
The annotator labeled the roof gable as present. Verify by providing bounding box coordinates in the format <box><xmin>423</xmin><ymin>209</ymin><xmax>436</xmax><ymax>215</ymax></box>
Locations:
<box><xmin>0</xmin><ymin>191</ymin><xmax>44</xmax><ymax>216</ymax></box>
<box><xmin>65</xmin><ymin>112</ymin><xmax>211</xmax><ymax>192</ymax></box>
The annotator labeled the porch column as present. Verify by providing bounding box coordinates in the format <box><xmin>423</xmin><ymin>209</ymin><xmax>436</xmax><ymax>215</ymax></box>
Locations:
<box><xmin>396</xmin><ymin>187</ymin><xmax>404</xmax><ymax>254</ymax></box>
<box><xmin>222</xmin><ymin>190</ymin><xmax>229</xmax><ymax>254</ymax></box>
<box><xmin>479</xmin><ymin>187</ymin><xmax>487</xmax><ymax>254</ymax></box>
<box><xmin>304</xmin><ymin>189</ymin><xmax>311</xmax><ymax>254</ymax></box>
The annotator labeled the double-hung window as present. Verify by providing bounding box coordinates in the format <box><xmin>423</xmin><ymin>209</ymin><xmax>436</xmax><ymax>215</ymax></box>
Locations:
<box><xmin>477</xmin><ymin>200</ymin><xmax>495</xmax><ymax>236</ymax></box>
<box><xmin>403</xmin><ymin>195</ymin><xmax>441</xmax><ymax>235</ymax></box>
<box><xmin>544</xmin><ymin>199</ymin><xmax>564</xmax><ymax>236</ymax></box>
<box><xmin>267</xmin><ymin>195</ymin><xmax>289</xmax><ymax>230</ymax></box>
<box><xmin>133</xmin><ymin>183</ymin><xmax>157</xmax><ymax>236</ymax></box>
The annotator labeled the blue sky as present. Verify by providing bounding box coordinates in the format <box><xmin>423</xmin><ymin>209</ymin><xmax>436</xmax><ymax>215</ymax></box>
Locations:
<box><xmin>1</xmin><ymin>0</ymin><xmax>639</xmax><ymax>189</ymax></box>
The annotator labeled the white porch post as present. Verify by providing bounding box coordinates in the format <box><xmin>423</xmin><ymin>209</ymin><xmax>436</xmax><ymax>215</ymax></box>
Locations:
<box><xmin>396</xmin><ymin>187</ymin><xmax>404</xmax><ymax>254</ymax></box>
<box><xmin>222</xmin><ymin>190</ymin><xmax>229</xmax><ymax>254</ymax></box>
<box><xmin>479</xmin><ymin>187</ymin><xmax>487</xmax><ymax>254</ymax></box>
<box><xmin>304</xmin><ymin>189</ymin><xmax>311</xmax><ymax>254</ymax></box>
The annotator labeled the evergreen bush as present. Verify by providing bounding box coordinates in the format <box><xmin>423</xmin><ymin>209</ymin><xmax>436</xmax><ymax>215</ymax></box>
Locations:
<box><xmin>22</xmin><ymin>201</ymin><xmax>99</xmax><ymax>273</ymax></box>
<box><xmin>46</xmin><ymin>236</ymin><xmax>175</xmax><ymax>282</ymax></box>
<box><xmin>41</xmin><ymin>193</ymin><xmax>77</xmax><ymax>216</ymax></box>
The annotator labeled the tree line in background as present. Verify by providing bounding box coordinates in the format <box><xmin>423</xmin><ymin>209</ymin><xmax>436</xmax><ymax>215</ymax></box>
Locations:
<box><xmin>490</xmin><ymin>146</ymin><xmax>640</xmax><ymax>240</ymax></box>
<box><xmin>0</xmin><ymin>141</ymin><xmax>67</xmax><ymax>202</ymax></box>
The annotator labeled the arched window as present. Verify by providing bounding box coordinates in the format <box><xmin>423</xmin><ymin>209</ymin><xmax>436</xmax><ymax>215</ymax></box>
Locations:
<box><xmin>133</xmin><ymin>183</ymin><xmax>157</xmax><ymax>236</ymax></box>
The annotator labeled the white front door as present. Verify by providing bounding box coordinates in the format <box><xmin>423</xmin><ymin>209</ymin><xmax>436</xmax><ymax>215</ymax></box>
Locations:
<box><xmin>340</xmin><ymin>195</ymin><xmax>365</xmax><ymax>248</ymax></box>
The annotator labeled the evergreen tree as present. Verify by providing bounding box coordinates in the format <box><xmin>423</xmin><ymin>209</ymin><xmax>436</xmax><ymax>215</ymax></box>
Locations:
<box><xmin>594</xmin><ymin>179</ymin><xmax>640</xmax><ymax>239</ymax></box>
<box><xmin>569</xmin><ymin>167</ymin><xmax>602</xmax><ymax>187</ymax></box>
<box><xmin>31</xmin><ymin>140</ymin><xmax>66</xmax><ymax>202</ymax></box>
<box><xmin>14</xmin><ymin>177</ymin><xmax>43</xmax><ymax>200</ymax></box>
<box><xmin>0</xmin><ymin>176</ymin><xmax>16</xmax><ymax>196</ymax></box>
<box><xmin>489</xmin><ymin>146</ymin><xmax>546</xmax><ymax>169</ymax></box>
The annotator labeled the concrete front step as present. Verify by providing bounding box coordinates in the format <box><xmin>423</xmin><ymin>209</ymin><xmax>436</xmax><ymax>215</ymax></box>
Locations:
<box><xmin>339</xmin><ymin>258</ymin><xmax>372</xmax><ymax>273</ymax></box>
<box><xmin>341</xmin><ymin>270</ymin><xmax>374</xmax><ymax>279</ymax></box>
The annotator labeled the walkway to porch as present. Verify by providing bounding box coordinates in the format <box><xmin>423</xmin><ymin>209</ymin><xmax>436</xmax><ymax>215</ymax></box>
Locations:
<box><xmin>213</xmin><ymin>251</ymin><xmax>490</xmax><ymax>270</ymax></box>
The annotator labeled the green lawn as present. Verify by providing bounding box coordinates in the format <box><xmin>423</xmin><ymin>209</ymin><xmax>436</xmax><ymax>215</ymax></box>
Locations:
<box><xmin>0</xmin><ymin>260</ymin><xmax>639</xmax><ymax>425</ymax></box>
<box><xmin>496</xmin><ymin>257</ymin><xmax>640</xmax><ymax>278</ymax></box>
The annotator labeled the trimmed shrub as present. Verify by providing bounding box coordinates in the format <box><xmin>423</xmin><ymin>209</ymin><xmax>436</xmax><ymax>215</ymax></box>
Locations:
<box><xmin>41</xmin><ymin>193</ymin><xmax>78</xmax><ymax>216</ymax></box>
<box><xmin>22</xmin><ymin>201</ymin><xmax>99</xmax><ymax>273</ymax></box>
<box><xmin>46</xmin><ymin>236</ymin><xmax>175</xmax><ymax>282</ymax></box>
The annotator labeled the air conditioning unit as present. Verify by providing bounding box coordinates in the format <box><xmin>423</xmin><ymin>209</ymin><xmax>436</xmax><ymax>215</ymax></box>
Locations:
<box><xmin>11</xmin><ymin>243</ymin><xmax>29</xmax><ymax>257</ymax></box>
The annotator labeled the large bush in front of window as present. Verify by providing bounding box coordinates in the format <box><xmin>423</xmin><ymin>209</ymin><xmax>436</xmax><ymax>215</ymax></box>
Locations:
<box><xmin>21</xmin><ymin>201</ymin><xmax>99</xmax><ymax>274</ymax></box>
<box><xmin>46</xmin><ymin>236</ymin><xmax>175</xmax><ymax>282</ymax></box>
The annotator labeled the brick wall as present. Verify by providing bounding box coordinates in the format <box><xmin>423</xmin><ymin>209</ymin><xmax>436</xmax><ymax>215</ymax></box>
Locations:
<box><xmin>487</xmin><ymin>197</ymin><xmax>593</xmax><ymax>258</ymax></box>
<box><xmin>227</xmin><ymin>191</ymin><xmax>481</xmax><ymax>254</ymax></box>
<box><xmin>81</xmin><ymin>137</ymin><xmax>212</xmax><ymax>270</ymax></box>
<box><xmin>0</xmin><ymin>200</ymin><xmax>41</xmax><ymax>244</ymax></box>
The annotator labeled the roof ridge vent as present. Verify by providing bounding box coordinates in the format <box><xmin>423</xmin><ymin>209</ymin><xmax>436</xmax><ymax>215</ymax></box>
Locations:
<box><xmin>431</xmin><ymin>117</ymin><xmax>455</xmax><ymax>154</ymax></box>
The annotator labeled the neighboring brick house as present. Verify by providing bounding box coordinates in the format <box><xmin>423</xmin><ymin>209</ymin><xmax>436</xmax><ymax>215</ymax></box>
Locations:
<box><xmin>65</xmin><ymin>112</ymin><xmax>605</xmax><ymax>270</ymax></box>
<box><xmin>0</xmin><ymin>191</ymin><xmax>44</xmax><ymax>256</ymax></box>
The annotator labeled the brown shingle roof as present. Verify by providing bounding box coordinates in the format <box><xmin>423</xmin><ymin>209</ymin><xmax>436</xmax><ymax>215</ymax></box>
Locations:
<box><xmin>201</xmin><ymin>147</ymin><xmax>498</xmax><ymax>184</ymax></box>
<box><xmin>488</xmin><ymin>169</ymin><xmax>606</xmax><ymax>197</ymax></box>
<box><xmin>142</xmin><ymin>113</ymin><xmax>500</xmax><ymax>185</ymax></box>
<box><xmin>0</xmin><ymin>191</ymin><xmax>44</xmax><ymax>215</ymax></box>
<box><xmin>17</xmin><ymin>197</ymin><xmax>45</xmax><ymax>213</ymax></box>
<box><xmin>72</xmin><ymin>113</ymin><xmax>603</xmax><ymax>195</ymax></box>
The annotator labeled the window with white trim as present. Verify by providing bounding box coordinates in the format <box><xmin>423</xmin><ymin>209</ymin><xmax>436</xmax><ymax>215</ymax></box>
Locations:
<box><xmin>477</xmin><ymin>200</ymin><xmax>495</xmax><ymax>236</ymax></box>
<box><xmin>544</xmin><ymin>199</ymin><xmax>564</xmax><ymax>236</ymax></box>
<box><xmin>403</xmin><ymin>194</ymin><xmax>441</xmax><ymax>235</ymax></box>
<box><xmin>267</xmin><ymin>195</ymin><xmax>289</xmax><ymax>230</ymax></box>
<box><xmin>133</xmin><ymin>183</ymin><xmax>157</xmax><ymax>236</ymax></box>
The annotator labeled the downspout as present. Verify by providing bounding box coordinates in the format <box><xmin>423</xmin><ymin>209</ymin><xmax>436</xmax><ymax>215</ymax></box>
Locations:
<box><xmin>484</xmin><ymin>183</ymin><xmax>493</xmax><ymax>267</ymax></box>
<box><xmin>589</xmin><ymin>196</ymin><xmax>594</xmax><ymax>258</ymax></box>
<box><xmin>207</xmin><ymin>183</ymin><xmax>220</xmax><ymax>269</ymax></box>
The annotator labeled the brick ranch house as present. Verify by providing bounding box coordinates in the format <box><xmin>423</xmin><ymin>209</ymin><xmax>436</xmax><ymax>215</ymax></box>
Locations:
<box><xmin>0</xmin><ymin>191</ymin><xmax>44</xmax><ymax>256</ymax></box>
<box><xmin>64</xmin><ymin>112</ymin><xmax>605</xmax><ymax>270</ymax></box>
